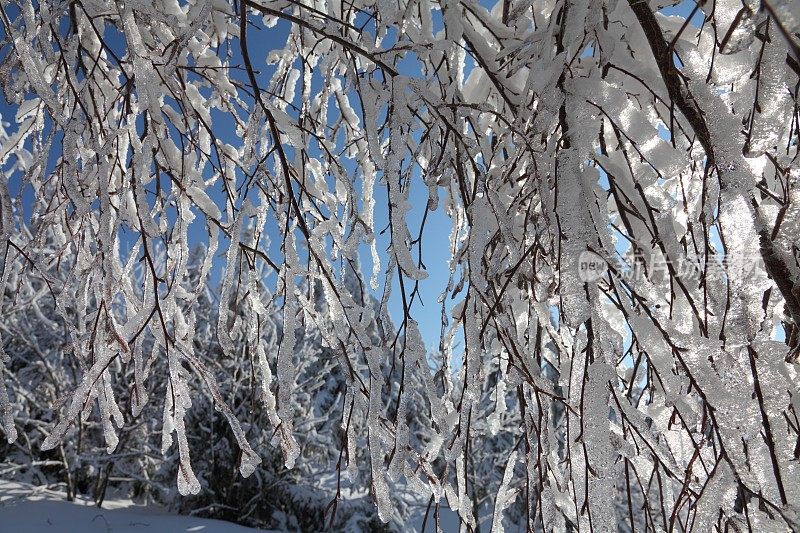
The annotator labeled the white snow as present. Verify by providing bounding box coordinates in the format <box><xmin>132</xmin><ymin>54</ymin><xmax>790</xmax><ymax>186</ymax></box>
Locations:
<box><xmin>0</xmin><ymin>481</ymin><xmax>275</xmax><ymax>533</ymax></box>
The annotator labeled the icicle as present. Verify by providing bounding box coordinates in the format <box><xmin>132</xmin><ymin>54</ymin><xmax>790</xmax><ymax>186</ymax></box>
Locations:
<box><xmin>693</xmin><ymin>462</ymin><xmax>735</xmax><ymax>531</ymax></box>
<box><xmin>275</xmin><ymin>232</ymin><xmax>301</xmax><ymax>469</ymax></box>
<box><xmin>387</xmin><ymin>326</ymin><xmax>414</xmax><ymax>481</ymax></box>
<box><xmin>255</xmin><ymin>343</ymin><xmax>281</xmax><ymax>428</ymax></box>
<box><xmin>177</xmin><ymin>347</ymin><xmax>262</xmax><ymax>478</ymax></box>
<box><xmin>0</xmin><ymin>176</ymin><xmax>17</xmax><ymax>443</ymax></box>
<box><xmin>490</xmin><ymin>450</ymin><xmax>519</xmax><ymax>533</ymax></box>
<box><xmin>97</xmin><ymin>353</ymin><xmax>124</xmax><ymax>454</ymax></box>
<box><xmin>41</xmin><ymin>334</ymin><xmax>120</xmax><ymax>451</ymax></box>
<box><xmin>217</xmin><ymin>201</ymin><xmax>249</xmax><ymax>361</ymax></box>
<box><xmin>365</xmin><ymin>345</ymin><xmax>394</xmax><ymax>522</ymax></box>
<box><xmin>385</xmin><ymin>77</ymin><xmax>428</xmax><ymax>282</ymax></box>
<box><xmin>488</xmin><ymin>353</ymin><xmax>508</xmax><ymax>436</ymax></box>
<box><xmin>0</xmin><ymin>342</ymin><xmax>17</xmax><ymax>443</ymax></box>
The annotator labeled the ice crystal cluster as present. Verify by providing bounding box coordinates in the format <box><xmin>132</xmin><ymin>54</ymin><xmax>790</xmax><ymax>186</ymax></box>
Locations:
<box><xmin>1</xmin><ymin>0</ymin><xmax>800</xmax><ymax>529</ymax></box>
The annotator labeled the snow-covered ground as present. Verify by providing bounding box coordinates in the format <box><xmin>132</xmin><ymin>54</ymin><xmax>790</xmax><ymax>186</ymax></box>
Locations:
<box><xmin>0</xmin><ymin>481</ymin><xmax>274</xmax><ymax>533</ymax></box>
<box><xmin>0</xmin><ymin>479</ymin><xmax>471</xmax><ymax>532</ymax></box>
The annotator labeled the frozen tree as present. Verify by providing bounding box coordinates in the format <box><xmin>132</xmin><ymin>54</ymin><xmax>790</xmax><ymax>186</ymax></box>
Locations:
<box><xmin>0</xmin><ymin>240</ymin><xmax>400</xmax><ymax>529</ymax></box>
<box><xmin>1</xmin><ymin>0</ymin><xmax>800</xmax><ymax>530</ymax></box>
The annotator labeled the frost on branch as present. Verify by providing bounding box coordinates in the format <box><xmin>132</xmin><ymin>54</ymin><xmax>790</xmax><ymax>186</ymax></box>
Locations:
<box><xmin>1</xmin><ymin>0</ymin><xmax>800</xmax><ymax>529</ymax></box>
